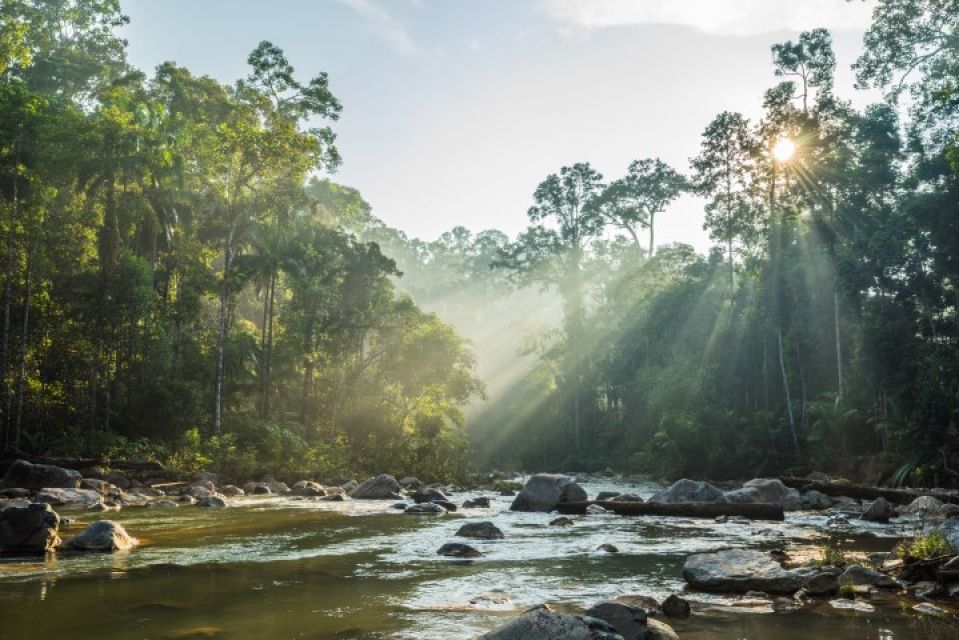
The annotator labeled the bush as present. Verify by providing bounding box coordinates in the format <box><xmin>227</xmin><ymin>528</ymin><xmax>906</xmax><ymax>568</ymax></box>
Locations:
<box><xmin>896</xmin><ymin>532</ymin><xmax>953</xmax><ymax>560</ymax></box>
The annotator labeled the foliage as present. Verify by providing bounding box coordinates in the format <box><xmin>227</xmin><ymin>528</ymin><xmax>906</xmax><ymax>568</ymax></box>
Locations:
<box><xmin>896</xmin><ymin>532</ymin><xmax>954</xmax><ymax>560</ymax></box>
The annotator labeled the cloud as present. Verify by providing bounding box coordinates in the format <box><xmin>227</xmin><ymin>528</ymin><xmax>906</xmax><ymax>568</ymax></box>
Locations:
<box><xmin>338</xmin><ymin>0</ymin><xmax>422</xmax><ymax>54</ymax></box>
<box><xmin>539</xmin><ymin>0</ymin><xmax>875</xmax><ymax>37</ymax></box>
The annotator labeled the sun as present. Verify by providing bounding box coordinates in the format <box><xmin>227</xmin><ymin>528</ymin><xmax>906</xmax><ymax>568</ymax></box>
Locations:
<box><xmin>773</xmin><ymin>138</ymin><xmax>796</xmax><ymax>162</ymax></box>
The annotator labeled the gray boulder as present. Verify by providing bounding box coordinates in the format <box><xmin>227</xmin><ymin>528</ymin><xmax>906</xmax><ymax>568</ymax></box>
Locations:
<box><xmin>801</xmin><ymin>490</ymin><xmax>832</xmax><ymax>510</ymax></box>
<box><xmin>220</xmin><ymin>485</ymin><xmax>244</xmax><ymax>497</ymax></box>
<box><xmin>0</xmin><ymin>502</ymin><xmax>60</xmax><ymax>553</ymax></box>
<box><xmin>509</xmin><ymin>474</ymin><xmax>587</xmax><ymax>512</ymax></box>
<box><xmin>398</xmin><ymin>476</ymin><xmax>421</xmax><ymax>488</ymax></box>
<box><xmin>596</xmin><ymin>491</ymin><xmax>620</xmax><ymax>501</ymax></box>
<box><xmin>412</xmin><ymin>487</ymin><xmax>447</xmax><ymax>503</ymax></box>
<box><xmin>456</xmin><ymin>521</ymin><xmax>504</xmax><ymax>540</ymax></box>
<box><xmin>35</xmin><ymin>488</ymin><xmax>102</xmax><ymax>508</ymax></box>
<box><xmin>437</xmin><ymin>542</ymin><xmax>482</xmax><ymax>558</ymax></box>
<box><xmin>463</xmin><ymin>496</ymin><xmax>492</xmax><ymax>509</ymax></box>
<box><xmin>350</xmin><ymin>474</ymin><xmax>402</xmax><ymax>500</ymax></box>
<box><xmin>583</xmin><ymin>602</ymin><xmax>646</xmax><ymax>640</ymax></box>
<box><xmin>197</xmin><ymin>495</ymin><xmax>227</xmax><ymax>508</ymax></box>
<box><xmin>479</xmin><ymin>604</ymin><xmax>624</xmax><ymax>640</ymax></box>
<box><xmin>650</xmin><ymin>479</ymin><xmax>728</xmax><ymax>504</ymax></box>
<box><xmin>610</xmin><ymin>493</ymin><xmax>644</xmax><ymax>502</ymax></box>
<box><xmin>291</xmin><ymin>480</ymin><xmax>326</xmax><ymax>497</ymax></box>
<box><xmin>937</xmin><ymin>517</ymin><xmax>959</xmax><ymax>552</ymax></box>
<box><xmin>839</xmin><ymin>564</ymin><xmax>900</xmax><ymax>588</ymax></box>
<box><xmin>2</xmin><ymin>459</ymin><xmax>81</xmax><ymax>490</ymax></box>
<box><xmin>903</xmin><ymin>495</ymin><xmax>943</xmax><ymax>515</ymax></box>
<box><xmin>66</xmin><ymin>520</ymin><xmax>137</xmax><ymax>551</ymax></box>
<box><xmin>683</xmin><ymin>548</ymin><xmax>839</xmax><ymax>594</ymax></box>
<box><xmin>660</xmin><ymin>594</ymin><xmax>691</xmax><ymax>619</ymax></box>
<box><xmin>861</xmin><ymin>497</ymin><xmax>896</xmax><ymax>522</ymax></box>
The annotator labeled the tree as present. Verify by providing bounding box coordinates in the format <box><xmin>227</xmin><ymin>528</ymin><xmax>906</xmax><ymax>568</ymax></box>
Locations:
<box><xmin>690</xmin><ymin>112</ymin><xmax>759</xmax><ymax>287</ymax></box>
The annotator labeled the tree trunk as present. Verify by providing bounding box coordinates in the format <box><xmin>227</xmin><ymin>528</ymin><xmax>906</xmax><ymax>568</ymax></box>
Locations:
<box><xmin>13</xmin><ymin>241</ymin><xmax>34</xmax><ymax>448</ymax></box>
<box><xmin>778</xmin><ymin>329</ymin><xmax>799</xmax><ymax>456</ymax></box>
<box><xmin>1</xmin><ymin>157</ymin><xmax>17</xmax><ymax>447</ymax></box>
<box><xmin>214</xmin><ymin>223</ymin><xmax>236</xmax><ymax>434</ymax></box>
<box><xmin>648</xmin><ymin>211</ymin><xmax>656</xmax><ymax>258</ymax></box>
<box><xmin>834</xmin><ymin>289</ymin><xmax>843</xmax><ymax>401</ymax></box>
<box><xmin>557</xmin><ymin>500</ymin><xmax>784</xmax><ymax>521</ymax></box>
<box><xmin>264</xmin><ymin>261</ymin><xmax>277</xmax><ymax>419</ymax></box>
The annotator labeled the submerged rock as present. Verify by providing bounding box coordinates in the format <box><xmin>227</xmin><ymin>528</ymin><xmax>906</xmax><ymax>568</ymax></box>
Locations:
<box><xmin>683</xmin><ymin>548</ymin><xmax>839</xmax><ymax>595</ymax></box>
<box><xmin>650</xmin><ymin>479</ymin><xmax>728</xmax><ymax>504</ymax></box>
<box><xmin>437</xmin><ymin>542</ymin><xmax>482</xmax><ymax>558</ymax></box>
<box><xmin>596</xmin><ymin>491</ymin><xmax>620</xmax><ymax>501</ymax></box>
<box><xmin>350</xmin><ymin>474</ymin><xmax>402</xmax><ymax>500</ymax></box>
<box><xmin>463</xmin><ymin>496</ymin><xmax>492</xmax><ymax>509</ymax></box>
<box><xmin>479</xmin><ymin>604</ymin><xmax>623</xmax><ymax>640</ymax></box>
<box><xmin>0</xmin><ymin>502</ymin><xmax>60</xmax><ymax>553</ymax></box>
<box><xmin>404</xmin><ymin>502</ymin><xmax>446</xmax><ymax>515</ymax></box>
<box><xmin>1</xmin><ymin>459</ymin><xmax>81</xmax><ymax>490</ymax></box>
<box><xmin>456</xmin><ymin>521</ymin><xmax>504</xmax><ymax>540</ymax></box>
<box><xmin>597</xmin><ymin>543</ymin><xmax>619</xmax><ymax>553</ymax></box>
<box><xmin>148</xmin><ymin>500</ymin><xmax>179</xmax><ymax>509</ymax></box>
<box><xmin>197</xmin><ymin>495</ymin><xmax>227</xmax><ymax>508</ymax></box>
<box><xmin>509</xmin><ymin>474</ymin><xmax>587</xmax><ymax>512</ymax></box>
<box><xmin>550</xmin><ymin>516</ymin><xmax>575</xmax><ymax>527</ymax></box>
<box><xmin>583</xmin><ymin>602</ymin><xmax>646</xmax><ymax>640</ymax></box>
<box><xmin>67</xmin><ymin>520</ymin><xmax>137</xmax><ymax>551</ymax></box>
<box><xmin>587</xmin><ymin>504</ymin><xmax>609</xmax><ymax>514</ymax></box>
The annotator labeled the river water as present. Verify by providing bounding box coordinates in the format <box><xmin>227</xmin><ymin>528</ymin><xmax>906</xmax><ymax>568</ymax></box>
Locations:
<box><xmin>0</xmin><ymin>477</ymin><xmax>957</xmax><ymax>639</ymax></box>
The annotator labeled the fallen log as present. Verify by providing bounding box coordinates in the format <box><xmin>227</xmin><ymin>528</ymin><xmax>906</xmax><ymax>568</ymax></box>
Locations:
<box><xmin>556</xmin><ymin>500</ymin><xmax>784</xmax><ymax>521</ymax></box>
<box><xmin>1</xmin><ymin>451</ymin><xmax>165</xmax><ymax>473</ymax></box>
<box><xmin>779</xmin><ymin>477</ymin><xmax>959</xmax><ymax>506</ymax></box>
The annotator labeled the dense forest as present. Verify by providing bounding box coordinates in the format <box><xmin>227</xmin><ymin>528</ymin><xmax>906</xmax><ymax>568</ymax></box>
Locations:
<box><xmin>1</xmin><ymin>0</ymin><xmax>957</xmax><ymax>486</ymax></box>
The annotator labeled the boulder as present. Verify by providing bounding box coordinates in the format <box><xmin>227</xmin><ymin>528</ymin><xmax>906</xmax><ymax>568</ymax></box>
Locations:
<box><xmin>350</xmin><ymin>474</ymin><xmax>402</xmax><ymax>500</ymax></box>
<box><xmin>479</xmin><ymin>604</ymin><xmax>624</xmax><ymax>640</ymax></box>
<box><xmin>807</xmin><ymin>471</ymin><xmax>832</xmax><ymax>483</ymax></box>
<box><xmin>583</xmin><ymin>602</ymin><xmax>646</xmax><ymax>640</ymax></box>
<box><xmin>340</xmin><ymin>479</ymin><xmax>358</xmax><ymax>493</ymax></box>
<box><xmin>291</xmin><ymin>481</ymin><xmax>326</xmax><ymax>497</ymax></box>
<box><xmin>456</xmin><ymin>521</ymin><xmax>504</xmax><ymax>540</ymax></box>
<box><xmin>437</xmin><ymin>542</ymin><xmax>482</xmax><ymax>558</ymax></box>
<box><xmin>263</xmin><ymin>479</ymin><xmax>290</xmax><ymax>495</ymax></box>
<box><xmin>597</xmin><ymin>543</ymin><xmax>619</xmax><ymax>553</ymax></box>
<box><xmin>596</xmin><ymin>491</ymin><xmax>620</xmax><ymax>501</ymax></box>
<box><xmin>177</xmin><ymin>495</ymin><xmax>197</xmax><ymax>505</ymax></box>
<box><xmin>660</xmin><ymin>594</ymin><xmax>690</xmax><ymax>619</ymax></box>
<box><xmin>903</xmin><ymin>495</ymin><xmax>943</xmax><ymax>515</ymax></box>
<box><xmin>66</xmin><ymin>520</ymin><xmax>137</xmax><ymax>551</ymax></box>
<box><xmin>398</xmin><ymin>476</ymin><xmax>421</xmax><ymax>489</ymax></box>
<box><xmin>801</xmin><ymin>490</ymin><xmax>832</xmax><ymax>510</ymax></box>
<box><xmin>35</xmin><ymin>488</ymin><xmax>102</xmax><ymax>508</ymax></box>
<box><xmin>683</xmin><ymin>548</ymin><xmax>839</xmax><ymax>594</ymax></box>
<box><xmin>587</xmin><ymin>504</ymin><xmax>609</xmax><ymax>514</ymax></box>
<box><xmin>80</xmin><ymin>478</ymin><xmax>117</xmax><ymax>495</ymax></box>
<box><xmin>646</xmin><ymin>619</ymin><xmax>680</xmax><ymax>640</ymax></box>
<box><xmin>319</xmin><ymin>493</ymin><xmax>344</xmax><ymax>502</ymax></box>
<box><xmin>650</xmin><ymin>479</ymin><xmax>728</xmax><ymax>504</ymax></box>
<box><xmin>839</xmin><ymin>564</ymin><xmax>899</xmax><ymax>589</ymax></box>
<box><xmin>220</xmin><ymin>485</ymin><xmax>244</xmax><ymax>497</ymax></box>
<box><xmin>197</xmin><ymin>495</ymin><xmax>227</xmax><ymax>508</ymax></box>
<box><xmin>251</xmin><ymin>484</ymin><xmax>272</xmax><ymax>495</ymax></box>
<box><xmin>463</xmin><ymin>496</ymin><xmax>491</xmax><ymax>509</ymax></box>
<box><xmin>2</xmin><ymin>459</ymin><xmax>81</xmax><ymax>490</ymax></box>
<box><xmin>550</xmin><ymin>516</ymin><xmax>575</xmax><ymax>527</ymax></box>
<box><xmin>183</xmin><ymin>484</ymin><xmax>216</xmax><ymax>499</ymax></box>
<box><xmin>861</xmin><ymin>497</ymin><xmax>896</xmax><ymax>522</ymax></box>
<box><xmin>610</xmin><ymin>493</ymin><xmax>644</xmax><ymax>502</ymax></box>
<box><xmin>413</xmin><ymin>487</ymin><xmax>447</xmax><ymax>503</ymax></box>
<box><xmin>509</xmin><ymin>474</ymin><xmax>587</xmax><ymax>512</ymax></box>
<box><xmin>0</xmin><ymin>502</ymin><xmax>60</xmax><ymax>553</ymax></box>
<box><xmin>0</xmin><ymin>487</ymin><xmax>31</xmax><ymax>498</ymax></box>
<box><xmin>936</xmin><ymin>517</ymin><xmax>959</xmax><ymax>552</ymax></box>
<box><xmin>432</xmin><ymin>499</ymin><xmax>458</xmax><ymax>512</ymax></box>
<box><xmin>404</xmin><ymin>502</ymin><xmax>446</xmax><ymax>515</ymax></box>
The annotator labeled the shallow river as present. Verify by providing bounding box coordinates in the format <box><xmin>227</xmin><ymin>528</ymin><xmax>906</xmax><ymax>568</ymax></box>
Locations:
<box><xmin>1</xmin><ymin>477</ymin><xmax>957</xmax><ymax>639</ymax></box>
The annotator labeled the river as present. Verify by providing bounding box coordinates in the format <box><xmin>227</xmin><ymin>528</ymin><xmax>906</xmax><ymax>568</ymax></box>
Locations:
<box><xmin>0</xmin><ymin>476</ymin><xmax>956</xmax><ymax>639</ymax></box>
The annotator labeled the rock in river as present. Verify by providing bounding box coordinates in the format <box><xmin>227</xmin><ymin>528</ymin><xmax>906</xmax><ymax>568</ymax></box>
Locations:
<box><xmin>462</xmin><ymin>496</ymin><xmax>492</xmax><ymax>509</ymax></box>
<box><xmin>0</xmin><ymin>502</ymin><xmax>60</xmax><ymax>553</ymax></box>
<box><xmin>583</xmin><ymin>602</ymin><xmax>646</xmax><ymax>640</ymax></box>
<box><xmin>650</xmin><ymin>479</ymin><xmax>728</xmax><ymax>504</ymax></box>
<box><xmin>35</xmin><ymin>488</ymin><xmax>102</xmax><ymax>508</ymax></box>
<box><xmin>861</xmin><ymin>497</ymin><xmax>896</xmax><ymax>522</ymax></box>
<box><xmin>456</xmin><ymin>521</ymin><xmax>504</xmax><ymax>540</ymax></box>
<box><xmin>350</xmin><ymin>474</ymin><xmax>402</xmax><ymax>500</ymax></box>
<box><xmin>66</xmin><ymin>520</ymin><xmax>137</xmax><ymax>551</ymax></box>
<box><xmin>509</xmin><ymin>474</ymin><xmax>587</xmax><ymax>512</ymax></box>
<box><xmin>479</xmin><ymin>604</ymin><xmax>624</xmax><ymax>640</ymax></box>
<box><xmin>291</xmin><ymin>480</ymin><xmax>326</xmax><ymax>497</ymax></box>
<box><xmin>437</xmin><ymin>542</ymin><xmax>482</xmax><ymax>558</ymax></box>
<box><xmin>839</xmin><ymin>564</ymin><xmax>899</xmax><ymax>589</ymax></box>
<box><xmin>2</xmin><ymin>459</ymin><xmax>81</xmax><ymax>490</ymax></box>
<box><xmin>404</xmin><ymin>502</ymin><xmax>446</xmax><ymax>515</ymax></box>
<box><xmin>197</xmin><ymin>495</ymin><xmax>227</xmax><ymax>508</ymax></box>
<box><xmin>683</xmin><ymin>548</ymin><xmax>839</xmax><ymax>595</ymax></box>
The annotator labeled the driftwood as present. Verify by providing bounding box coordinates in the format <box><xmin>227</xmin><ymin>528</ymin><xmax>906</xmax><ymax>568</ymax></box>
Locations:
<box><xmin>779</xmin><ymin>476</ymin><xmax>959</xmax><ymax>506</ymax></box>
<box><xmin>0</xmin><ymin>451</ymin><xmax>165</xmax><ymax>473</ymax></box>
<box><xmin>556</xmin><ymin>500</ymin><xmax>784</xmax><ymax>521</ymax></box>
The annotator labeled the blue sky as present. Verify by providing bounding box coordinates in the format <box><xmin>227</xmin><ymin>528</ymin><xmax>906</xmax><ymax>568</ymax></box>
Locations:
<box><xmin>119</xmin><ymin>0</ymin><xmax>879</xmax><ymax>251</ymax></box>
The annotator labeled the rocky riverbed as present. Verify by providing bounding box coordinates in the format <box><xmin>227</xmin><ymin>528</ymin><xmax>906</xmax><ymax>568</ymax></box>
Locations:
<box><xmin>1</xmin><ymin>461</ymin><xmax>959</xmax><ymax>638</ymax></box>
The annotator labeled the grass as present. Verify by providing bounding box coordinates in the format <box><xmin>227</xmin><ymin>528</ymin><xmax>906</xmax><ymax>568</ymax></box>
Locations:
<box><xmin>817</xmin><ymin>541</ymin><xmax>850</xmax><ymax>568</ymax></box>
<box><xmin>896</xmin><ymin>532</ymin><xmax>953</xmax><ymax>560</ymax></box>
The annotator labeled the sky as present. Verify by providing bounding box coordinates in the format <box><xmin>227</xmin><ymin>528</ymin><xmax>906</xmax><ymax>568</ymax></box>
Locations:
<box><xmin>119</xmin><ymin>0</ymin><xmax>880</xmax><ymax>252</ymax></box>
